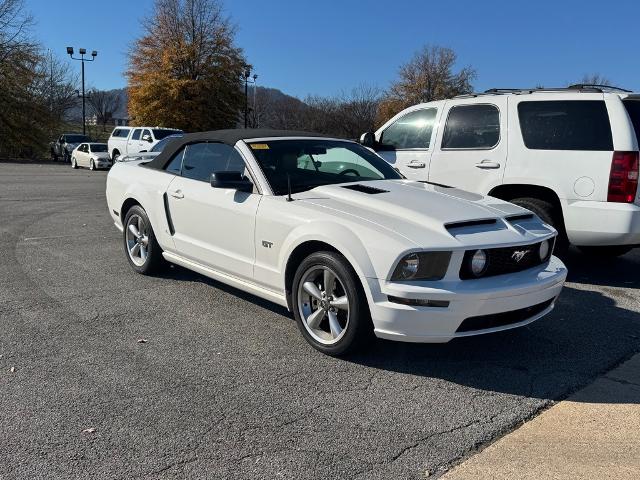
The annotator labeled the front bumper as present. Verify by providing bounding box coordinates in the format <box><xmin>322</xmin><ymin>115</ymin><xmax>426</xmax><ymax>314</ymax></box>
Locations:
<box><xmin>564</xmin><ymin>200</ymin><xmax>640</xmax><ymax>246</ymax></box>
<box><xmin>95</xmin><ymin>161</ymin><xmax>112</xmax><ymax>169</ymax></box>
<box><xmin>366</xmin><ymin>256</ymin><xmax>567</xmax><ymax>343</ymax></box>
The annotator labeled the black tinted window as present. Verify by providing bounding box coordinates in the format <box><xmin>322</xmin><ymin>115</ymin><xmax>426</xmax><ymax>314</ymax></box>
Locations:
<box><xmin>153</xmin><ymin>129</ymin><xmax>182</xmax><ymax>140</ymax></box>
<box><xmin>181</xmin><ymin>143</ymin><xmax>246</xmax><ymax>182</ymax></box>
<box><xmin>381</xmin><ymin>108</ymin><xmax>437</xmax><ymax>149</ymax></box>
<box><xmin>442</xmin><ymin>105</ymin><xmax>500</xmax><ymax>149</ymax></box>
<box><xmin>165</xmin><ymin>149</ymin><xmax>184</xmax><ymax>174</ymax></box>
<box><xmin>623</xmin><ymin>100</ymin><xmax>640</xmax><ymax>145</ymax></box>
<box><xmin>518</xmin><ymin>101</ymin><xmax>613</xmax><ymax>151</ymax></box>
<box><xmin>112</xmin><ymin>129</ymin><xmax>129</xmax><ymax>138</ymax></box>
<box><xmin>91</xmin><ymin>144</ymin><xmax>108</xmax><ymax>152</ymax></box>
<box><xmin>131</xmin><ymin>129</ymin><xmax>142</xmax><ymax>140</ymax></box>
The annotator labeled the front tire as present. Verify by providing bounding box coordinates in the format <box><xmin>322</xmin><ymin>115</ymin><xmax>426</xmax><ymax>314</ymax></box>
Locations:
<box><xmin>292</xmin><ymin>251</ymin><xmax>372</xmax><ymax>356</ymax></box>
<box><xmin>71</xmin><ymin>157</ymin><xmax>78</xmax><ymax>169</ymax></box>
<box><xmin>511</xmin><ymin>197</ymin><xmax>569</xmax><ymax>256</ymax></box>
<box><xmin>89</xmin><ymin>160</ymin><xmax>95</xmax><ymax>171</ymax></box>
<box><xmin>123</xmin><ymin>205</ymin><xmax>164</xmax><ymax>275</ymax></box>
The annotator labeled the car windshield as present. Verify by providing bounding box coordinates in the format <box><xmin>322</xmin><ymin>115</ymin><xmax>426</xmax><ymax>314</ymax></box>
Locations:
<box><xmin>151</xmin><ymin>134</ymin><xmax>183</xmax><ymax>152</ymax></box>
<box><xmin>66</xmin><ymin>135</ymin><xmax>90</xmax><ymax>143</ymax></box>
<box><xmin>152</xmin><ymin>129</ymin><xmax>183</xmax><ymax>140</ymax></box>
<box><xmin>247</xmin><ymin>139</ymin><xmax>402</xmax><ymax>195</ymax></box>
<box><xmin>91</xmin><ymin>144</ymin><xmax>108</xmax><ymax>152</ymax></box>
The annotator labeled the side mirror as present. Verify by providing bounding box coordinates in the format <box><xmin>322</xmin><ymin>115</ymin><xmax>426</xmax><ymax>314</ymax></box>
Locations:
<box><xmin>211</xmin><ymin>171</ymin><xmax>253</xmax><ymax>193</ymax></box>
<box><xmin>359</xmin><ymin>131</ymin><xmax>376</xmax><ymax>149</ymax></box>
<box><xmin>142</xmin><ymin>134</ymin><xmax>152</xmax><ymax>142</ymax></box>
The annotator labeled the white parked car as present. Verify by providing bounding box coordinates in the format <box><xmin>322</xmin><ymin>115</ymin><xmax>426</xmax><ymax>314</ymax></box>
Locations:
<box><xmin>106</xmin><ymin>130</ymin><xmax>566</xmax><ymax>355</ymax></box>
<box><xmin>71</xmin><ymin>143</ymin><xmax>111</xmax><ymax>170</ymax></box>
<box><xmin>362</xmin><ymin>85</ymin><xmax>640</xmax><ymax>256</ymax></box>
<box><xmin>115</xmin><ymin>134</ymin><xmax>184</xmax><ymax>163</ymax></box>
<box><xmin>108</xmin><ymin>126</ymin><xmax>182</xmax><ymax>161</ymax></box>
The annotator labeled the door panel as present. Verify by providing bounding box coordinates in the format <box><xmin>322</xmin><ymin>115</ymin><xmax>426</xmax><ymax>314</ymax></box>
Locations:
<box><xmin>375</xmin><ymin>107</ymin><xmax>440</xmax><ymax>181</ymax></box>
<box><xmin>166</xmin><ymin>177</ymin><xmax>260</xmax><ymax>279</ymax></box>
<box><xmin>428</xmin><ymin>98</ymin><xmax>508</xmax><ymax>194</ymax></box>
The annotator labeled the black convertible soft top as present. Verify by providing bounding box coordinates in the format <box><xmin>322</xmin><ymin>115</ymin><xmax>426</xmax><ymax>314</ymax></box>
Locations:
<box><xmin>145</xmin><ymin>129</ymin><xmax>327</xmax><ymax>170</ymax></box>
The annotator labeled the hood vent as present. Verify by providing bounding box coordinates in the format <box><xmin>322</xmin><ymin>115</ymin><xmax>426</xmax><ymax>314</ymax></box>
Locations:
<box><xmin>445</xmin><ymin>218</ymin><xmax>497</xmax><ymax>232</ymax></box>
<box><xmin>341</xmin><ymin>184</ymin><xmax>389</xmax><ymax>194</ymax></box>
<box><xmin>506</xmin><ymin>213</ymin><xmax>534</xmax><ymax>222</ymax></box>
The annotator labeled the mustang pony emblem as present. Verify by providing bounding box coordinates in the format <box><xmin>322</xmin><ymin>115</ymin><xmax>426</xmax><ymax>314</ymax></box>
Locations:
<box><xmin>511</xmin><ymin>250</ymin><xmax>530</xmax><ymax>262</ymax></box>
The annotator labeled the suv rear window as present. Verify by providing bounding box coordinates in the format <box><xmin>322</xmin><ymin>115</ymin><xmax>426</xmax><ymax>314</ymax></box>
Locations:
<box><xmin>518</xmin><ymin>100</ymin><xmax>613</xmax><ymax>151</ymax></box>
<box><xmin>623</xmin><ymin>100</ymin><xmax>640</xmax><ymax>145</ymax></box>
<box><xmin>441</xmin><ymin>104</ymin><xmax>500</xmax><ymax>149</ymax></box>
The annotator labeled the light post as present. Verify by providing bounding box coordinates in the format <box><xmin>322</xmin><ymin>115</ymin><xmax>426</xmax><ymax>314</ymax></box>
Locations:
<box><xmin>243</xmin><ymin>66</ymin><xmax>258</xmax><ymax>128</ymax></box>
<box><xmin>67</xmin><ymin>47</ymin><xmax>97</xmax><ymax>135</ymax></box>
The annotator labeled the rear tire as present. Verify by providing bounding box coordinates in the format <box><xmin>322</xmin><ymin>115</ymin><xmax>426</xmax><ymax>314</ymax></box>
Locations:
<box><xmin>291</xmin><ymin>251</ymin><xmax>373</xmax><ymax>356</ymax></box>
<box><xmin>123</xmin><ymin>205</ymin><xmax>165</xmax><ymax>275</ymax></box>
<box><xmin>577</xmin><ymin>245</ymin><xmax>634</xmax><ymax>257</ymax></box>
<box><xmin>511</xmin><ymin>197</ymin><xmax>569</xmax><ymax>256</ymax></box>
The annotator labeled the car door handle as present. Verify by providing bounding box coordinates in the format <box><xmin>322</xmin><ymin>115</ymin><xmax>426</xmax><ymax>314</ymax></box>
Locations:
<box><xmin>407</xmin><ymin>160</ymin><xmax>426</xmax><ymax>168</ymax></box>
<box><xmin>475</xmin><ymin>160</ymin><xmax>501</xmax><ymax>169</ymax></box>
<box><xmin>169</xmin><ymin>190</ymin><xmax>184</xmax><ymax>199</ymax></box>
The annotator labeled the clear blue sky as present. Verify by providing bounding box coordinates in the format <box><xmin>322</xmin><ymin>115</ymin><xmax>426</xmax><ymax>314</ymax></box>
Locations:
<box><xmin>28</xmin><ymin>0</ymin><xmax>640</xmax><ymax>98</ymax></box>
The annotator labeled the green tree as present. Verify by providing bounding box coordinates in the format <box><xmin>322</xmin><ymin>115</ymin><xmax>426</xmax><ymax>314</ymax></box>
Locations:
<box><xmin>127</xmin><ymin>0</ymin><xmax>246</xmax><ymax>131</ymax></box>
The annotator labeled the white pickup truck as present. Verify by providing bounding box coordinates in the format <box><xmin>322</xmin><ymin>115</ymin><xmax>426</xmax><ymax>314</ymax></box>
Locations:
<box><xmin>108</xmin><ymin>126</ymin><xmax>182</xmax><ymax>161</ymax></box>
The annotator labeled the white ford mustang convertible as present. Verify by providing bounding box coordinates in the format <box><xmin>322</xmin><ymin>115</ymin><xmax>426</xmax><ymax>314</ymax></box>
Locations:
<box><xmin>106</xmin><ymin>129</ymin><xmax>567</xmax><ymax>355</ymax></box>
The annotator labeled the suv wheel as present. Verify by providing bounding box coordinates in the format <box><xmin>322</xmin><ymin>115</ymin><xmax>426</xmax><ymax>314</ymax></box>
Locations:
<box><xmin>577</xmin><ymin>245</ymin><xmax>633</xmax><ymax>257</ymax></box>
<box><xmin>511</xmin><ymin>197</ymin><xmax>569</xmax><ymax>256</ymax></box>
<box><xmin>291</xmin><ymin>251</ymin><xmax>373</xmax><ymax>356</ymax></box>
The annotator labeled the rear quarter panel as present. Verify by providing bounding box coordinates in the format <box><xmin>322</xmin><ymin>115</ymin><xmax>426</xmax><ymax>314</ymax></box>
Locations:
<box><xmin>106</xmin><ymin>162</ymin><xmax>176</xmax><ymax>252</ymax></box>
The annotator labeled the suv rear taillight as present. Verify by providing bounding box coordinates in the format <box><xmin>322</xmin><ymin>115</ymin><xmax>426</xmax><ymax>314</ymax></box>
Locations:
<box><xmin>608</xmin><ymin>151</ymin><xmax>639</xmax><ymax>203</ymax></box>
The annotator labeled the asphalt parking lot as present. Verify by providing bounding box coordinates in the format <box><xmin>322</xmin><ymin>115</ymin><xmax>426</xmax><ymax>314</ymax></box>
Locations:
<box><xmin>1</xmin><ymin>162</ymin><xmax>639</xmax><ymax>480</ymax></box>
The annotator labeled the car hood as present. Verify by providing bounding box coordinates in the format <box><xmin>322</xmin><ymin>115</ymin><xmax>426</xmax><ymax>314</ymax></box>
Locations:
<box><xmin>296</xmin><ymin>180</ymin><xmax>554</xmax><ymax>248</ymax></box>
<box><xmin>91</xmin><ymin>153</ymin><xmax>111</xmax><ymax>160</ymax></box>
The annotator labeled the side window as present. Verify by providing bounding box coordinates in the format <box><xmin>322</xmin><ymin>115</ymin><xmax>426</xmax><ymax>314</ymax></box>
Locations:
<box><xmin>111</xmin><ymin>129</ymin><xmax>120</xmax><ymax>138</ymax></box>
<box><xmin>518</xmin><ymin>101</ymin><xmax>613</xmax><ymax>151</ymax></box>
<box><xmin>164</xmin><ymin>148</ymin><xmax>185</xmax><ymax>175</ymax></box>
<box><xmin>181</xmin><ymin>143</ymin><xmax>246</xmax><ymax>182</ymax></box>
<box><xmin>131</xmin><ymin>129</ymin><xmax>142</xmax><ymax>141</ymax></box>
<box><xmin>380</xmin><ymin>108</ymin><xmax>437</xmax><ymax>149</ymax></box>
<box><xmin>441</xmin><ymin>104</ymin><xmax>500</xmax><ymax>149</ymax></box>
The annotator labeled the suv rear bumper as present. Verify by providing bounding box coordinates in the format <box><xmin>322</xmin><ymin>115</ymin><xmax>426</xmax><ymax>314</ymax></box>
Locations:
<box><xmin>564</xmin><ymin>200</ymin><xmax>640</xmax><ymax>246</ymax></box>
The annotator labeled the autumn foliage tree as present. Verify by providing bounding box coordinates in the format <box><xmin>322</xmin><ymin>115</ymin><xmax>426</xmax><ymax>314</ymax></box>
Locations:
<box><xmin>378</xmin><ymin>45</ymin><xmax>476</xmax><ymax>123</ymax></box>
<box><xmin>127</xmin><ymin>0</ymin><xmax>246</xmax><ymax>131</ymax></box>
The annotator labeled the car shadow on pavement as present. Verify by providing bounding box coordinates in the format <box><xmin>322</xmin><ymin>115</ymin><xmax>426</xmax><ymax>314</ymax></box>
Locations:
<box><xmin>347</xmin><ymin>285</ymin><xmax>640</xmax><ymax>404</ymax></box>
<box><xmin>563</xmin><ymin>247</ymin><xmax>640</xmax><ymax>289</ymax></box>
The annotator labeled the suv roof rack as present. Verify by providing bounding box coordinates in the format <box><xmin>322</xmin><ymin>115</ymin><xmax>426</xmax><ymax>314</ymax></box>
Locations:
<box><xmin>454</xmin><ymin>85</ymin><xmax>632</xmax><ymax>98</ymax></box>
<box><xmin>567</xmin><ymin>83</ymin><xmax>632</xmax><ymax>93</ymax></box>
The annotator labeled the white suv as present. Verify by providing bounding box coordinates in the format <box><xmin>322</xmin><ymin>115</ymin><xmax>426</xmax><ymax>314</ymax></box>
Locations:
<box><xmin>108</xmin><ymin>126</ymin><xmax>182</xmax><ymax>161</ymax></box>
<box><xmin>362</xmin><ymin>85</ymin><xmax>640</xmax><ymax>256</ymax></box>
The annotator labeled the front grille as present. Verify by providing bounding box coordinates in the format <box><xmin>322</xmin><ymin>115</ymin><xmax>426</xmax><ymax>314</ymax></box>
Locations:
<box><xmin>455</xmin><ymin>299</ymin><xmax>554</xmax><ymax>333</ymax></box>
<box><xmin>459</xmin><ymin>241</ymin><xmax>551</xmax><ymax>279</ymax></box>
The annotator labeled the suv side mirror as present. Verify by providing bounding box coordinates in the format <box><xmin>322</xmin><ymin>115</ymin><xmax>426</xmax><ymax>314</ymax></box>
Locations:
<box><xmin>359</xmin><ymin>131</ymin><xmax>376</xmax><ymax>149</ymax></box>
<box><xmin>142</xmin><ymin>134</ymin><xmax>152</xmax><ymax>142</ymax></box>
<box><xmin>211</xmin><ymin>171</ymin><xmax>253</xmax><ymax>193</ymax></box>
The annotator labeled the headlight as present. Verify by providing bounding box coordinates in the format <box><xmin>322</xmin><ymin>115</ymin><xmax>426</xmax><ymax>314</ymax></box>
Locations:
<box><xmin>391</xmin><ymin>251</ymin><xmax>451</xmax><ymax>281</ymax></box>
<box><xmin>539</xmin><ymin>240</ymin><xmax>551</xmax><ymax>261</ymax></box>
<box><xmin>470</xmin><ymin>249</ymin><xmax>488</xmax><ymax>277</ymax></box>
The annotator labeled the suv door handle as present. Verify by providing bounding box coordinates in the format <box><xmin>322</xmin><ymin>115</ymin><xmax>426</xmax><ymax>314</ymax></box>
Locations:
<box><xmin>475</xmin><ymin>160</ymin><xmax>501</xmax><ymax>169</ymax></box>
<box><xmin>169</xmin><ymin>189</ymin><xmax>184</xmax><ymax>199</ymax></box>
<box><xmin>407</xmin><ymin>160</ymin><xmax>426</xmax><ymax>168</ymax></box>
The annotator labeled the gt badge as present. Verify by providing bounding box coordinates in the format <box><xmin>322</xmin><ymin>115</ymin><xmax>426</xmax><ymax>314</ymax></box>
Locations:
<box><xmin>262</xmin><ymin>240</ymin><xmax>273</xmax><ymax>249</ymax></box>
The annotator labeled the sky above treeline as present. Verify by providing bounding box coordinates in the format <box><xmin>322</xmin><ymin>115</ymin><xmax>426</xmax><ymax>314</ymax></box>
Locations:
<box><xmin>29</xmin><ymin>0</ymin><xmax>640</xmax><ymax>97</ymax></box>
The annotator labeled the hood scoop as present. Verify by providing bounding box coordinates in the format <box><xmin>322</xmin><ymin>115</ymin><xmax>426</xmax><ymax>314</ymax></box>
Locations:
<box><xmin>341</xmin><ymin>184</ymin><xmax>389</xmax><ymax>194</ymax></box>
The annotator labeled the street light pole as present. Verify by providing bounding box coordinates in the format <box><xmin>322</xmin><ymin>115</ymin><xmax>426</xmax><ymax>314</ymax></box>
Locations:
<box><xmin>67</xmin><ymin>47</ymin><xmax>97</xmax><ymax>136</ymax></box>
<box><xmin>243</xmin><ymin>66</ymin><xmax>258</xmax><ymax>128</ymax></box>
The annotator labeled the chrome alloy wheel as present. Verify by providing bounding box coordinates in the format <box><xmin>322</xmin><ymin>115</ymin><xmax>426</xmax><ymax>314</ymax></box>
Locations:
<box><xmin>297</xmin><ymin>266</ymin><xmax>350</xmax><ymax>345</ymax></box>
<box><xmin>125</xmin><ymin>214</ymin><xmax>149</xmax><ymax>267</ymax></box>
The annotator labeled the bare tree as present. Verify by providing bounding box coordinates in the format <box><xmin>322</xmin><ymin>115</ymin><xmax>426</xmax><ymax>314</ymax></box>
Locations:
<box><xmin>87</xmin><ymin>89</ymin><xmax>122</xmax><ymax>131</ymax></box>
<box><xmin>378</xmin><ymin>45</ymin><xmax>476</xmax><ymax>123</ymax></box>
<box><xmin>576</xmin><ymin>73</ymin><xmax>612</xmax><ymax>86</ymax></box>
